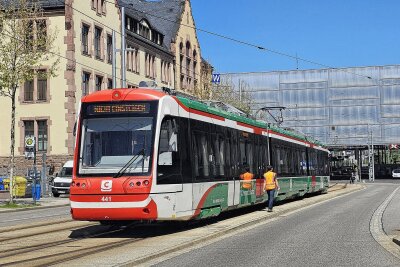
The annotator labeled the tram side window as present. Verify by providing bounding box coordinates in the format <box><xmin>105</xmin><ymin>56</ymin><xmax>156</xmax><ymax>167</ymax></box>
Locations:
<box><xmin>255</xmin><ymin>136</ymin><xmax>262</xmax><ymax>177</ymax></box>
<box><xmin>192</xmin><ymin>130</ymin><xmax>210</xmax><ymax>180</ymax></box>
<box><xmin>275</xmin><ymin>147</ymin><xmax>282</xmax><ymax>174</ymax></box>
<box><xmin>157</xmin><ymin>117</ymin><xmax>181</xmax><ymax>184</ymax></box>
<box><xmin>262</xmin><ymin>137</ymin><xmax>269</xmax><ymax>172</ymax></box>
<box><xmin>308</xmin><ymin>150</ymin><xmax>317</xmax><ymax>176</ymax></box>
<box><xmin>301</xmin><ymin>151</ymin><xmax>307</xmax><ymax>175</ymax></box>
<box><xmin>247</xmin><ymin>137</ymin><xmax>254</xmax><ymax>174</ymax></box>
<box><xmin>281</xmin><ymin>147</ymin><xmax>289</xmax><ymax>175</ymax></box>
<box><xmin>210</xmin><ymin>133</ymin><xmax>225</xmax><ymax>178</ymax></box>
<box><xmin>230</xmin><ymin>129</ymin><xmax>239</xmax><ymax>177</ymax></box>
<box><xmin>317</xmin><ymin>150</ymin><xmax>329</xmax><ymax>176</ymax></box>
<box><xmin>224</xmin><ymin>138</ymin><xmax>231</xmax><ymax>177</ymax></box>
<box><xmin>239</xmin><ymin>132</ymin><xmax>254</xmax><ymax>173</ymax></box>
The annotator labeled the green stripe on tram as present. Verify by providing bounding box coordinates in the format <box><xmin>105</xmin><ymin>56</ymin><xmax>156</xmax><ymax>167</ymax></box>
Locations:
<box><xmin>196</xmin><ymin>176</ymin><xmax>329</xmax><ymax>219</ymax></box>
<box><xmin>198</xmin><ymin>183</ymin><xmax>229</xmax><ymax>219</ymax></box>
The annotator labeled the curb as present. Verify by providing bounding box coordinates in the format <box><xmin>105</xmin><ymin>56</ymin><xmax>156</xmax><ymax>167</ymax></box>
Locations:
<box><xmin>0</xmin><ymin>203</ymin><xmax>69</xmax><ymax>213</ymax></box>
<box><xmin>393</xmin><ymin>237</ymin><xmax>400</xmax><ymax>247</ymax></box>
<box><xmin>120</xmin><ymin>184</ymin><xmax>364</xmax><ymax>266</ymax></box>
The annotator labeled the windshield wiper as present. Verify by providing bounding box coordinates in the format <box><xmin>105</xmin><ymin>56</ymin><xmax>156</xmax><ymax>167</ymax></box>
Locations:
<box><xmin>113</xmin><ymin>148</ymin><xmax>145</xmax><ymax>178</ymax></box>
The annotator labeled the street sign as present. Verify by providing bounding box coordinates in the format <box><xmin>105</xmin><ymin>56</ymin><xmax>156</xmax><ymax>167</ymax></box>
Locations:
<box><xmin>212</xmin><ymin>73</ymin><xmax>220</xmax><ymax>84</ymax></box>
<box><xmin>24</xmin><ymin>151</ymin><xmax>34</xmax><ymax>159</ymax></box>
<box><xmin>25</xmin><ymin>136</ymin><xmax>35</xmax><ymax>148</ymax></box>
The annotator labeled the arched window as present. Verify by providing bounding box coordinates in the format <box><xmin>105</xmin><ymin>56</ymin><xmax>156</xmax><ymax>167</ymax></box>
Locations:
<box><xmin>185</xmin><ymin>41</ymin><xmax>192</xmax><ymax>91</ymax></box>
<box><xmin>193</xmin><ymin>50</ymin><xmax>197</xmax><ymax>79</ymax></box>
<box><xmin>185</xmin><ymin>41</ymin><xmax>191</xmax><ymax>57</ymax></box>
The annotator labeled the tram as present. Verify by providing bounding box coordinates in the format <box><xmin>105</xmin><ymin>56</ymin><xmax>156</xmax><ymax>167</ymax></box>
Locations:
<box><xmin>70</xmin><ymin>87</ymin><xmax>329</xmax><ymax>222</ymax></box>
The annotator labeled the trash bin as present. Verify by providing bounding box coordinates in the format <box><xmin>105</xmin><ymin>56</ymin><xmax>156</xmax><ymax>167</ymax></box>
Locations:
<box><xmin>3</xmin><ymin>176</ymin><xmax>27</xmax><ymax>197</ymax></box>
<box><xmin>0</xmin><ymin>177</ymin><xmax>4</xmax><ymax>190</ymax></box>
<box><xmin>32</xmin><ymin>183</ymin><xmax>41</xmax><ymax>200</ymax></box>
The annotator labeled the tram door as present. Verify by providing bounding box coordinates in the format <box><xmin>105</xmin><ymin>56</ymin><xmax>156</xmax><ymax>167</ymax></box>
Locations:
<box><xmin>156</xmin><ymin>116</ymin><xmax>183</xmax><ymax>191</ymax></box>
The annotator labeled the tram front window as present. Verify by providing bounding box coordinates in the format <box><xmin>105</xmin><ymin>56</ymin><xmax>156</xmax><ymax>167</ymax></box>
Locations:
<box><xmin>79</xmin><ymin>117</ymin><xmax>153</xmax><ymax>175</ymax></box>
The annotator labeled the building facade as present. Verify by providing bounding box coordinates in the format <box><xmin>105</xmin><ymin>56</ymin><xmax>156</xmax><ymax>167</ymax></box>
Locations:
<box><xmin>0</xmin><ymin>0</ymin><xmax>207</xmax><ymax>176</ymax></box>
<box><xmin>221</xmin><ymin>65</ymin><xmax>400</xmax><ymax>147</ymax></box>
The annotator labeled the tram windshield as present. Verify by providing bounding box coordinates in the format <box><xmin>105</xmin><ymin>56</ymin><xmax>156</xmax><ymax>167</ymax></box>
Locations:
<box><xmin>78</xmin><ymin>101</ymin><xmax>157</xmax><ymax>176</ymax></box>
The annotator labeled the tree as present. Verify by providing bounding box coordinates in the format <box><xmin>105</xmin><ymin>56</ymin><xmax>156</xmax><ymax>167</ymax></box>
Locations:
<box><xmin>0</xmin><ymin>0</ymin><xmax>59</xmax><ymax>203</ymax></box>
<box><xmin>210</xmin><ymin>76</ymin><xmax>254</xmax><ymax>115</ymax></box>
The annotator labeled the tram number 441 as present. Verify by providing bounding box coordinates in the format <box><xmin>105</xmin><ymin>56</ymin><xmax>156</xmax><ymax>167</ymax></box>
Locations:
<box><xmin>101</xmin><ymin>196</ymin><xmax>112</xmax><ymax>202</ymax></box>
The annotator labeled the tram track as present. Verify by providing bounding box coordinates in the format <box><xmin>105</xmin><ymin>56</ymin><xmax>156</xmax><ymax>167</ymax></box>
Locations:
<box><xmin>0</xmin><ymin>220</ymin><xmax>97</xmax><ymax>242</ymax></box>
<box><xmin>0</xmin><ymin>217</ymin><xmax>75</xmax><ymax>234</ymax></box>
<box><xmin>0</xmin><ymin>222</ymin><xmax>141</xmax><ymax>266</ymax></box>
<box><xmin>1</xmin><ymin>237</ymin><xmax>143</xmax><ymax>267</ymax></box>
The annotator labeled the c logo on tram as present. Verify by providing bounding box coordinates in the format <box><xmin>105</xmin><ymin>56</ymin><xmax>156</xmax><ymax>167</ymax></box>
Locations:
<box><xmin>101</xmin><ymin>180</ymin><xmax>113</xmax><ymax>192</ymax></box>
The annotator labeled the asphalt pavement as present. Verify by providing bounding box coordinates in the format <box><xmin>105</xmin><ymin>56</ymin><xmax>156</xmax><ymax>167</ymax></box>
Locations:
<box><xmin>0</xmin><ymin>181</ymin><xmax>400</xmax><ymax>264</ymax></box>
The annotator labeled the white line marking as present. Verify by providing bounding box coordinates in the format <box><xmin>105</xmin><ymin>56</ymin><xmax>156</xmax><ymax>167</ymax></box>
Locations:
<box><xmin>370</xmin><ymin>185</ymin><xmax>400</xmax><ymax>260</ymax></box>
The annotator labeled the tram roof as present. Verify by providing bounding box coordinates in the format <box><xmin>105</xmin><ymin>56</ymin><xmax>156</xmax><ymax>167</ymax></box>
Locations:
<box><xmin>176</xmin><ymin>96</ymin><xmax>326</xmax><ymax>148</ymax></box>
<box><xmin>81</xmin><ymin>88</ymin><xmax>326</xmax><ymax>147</ymax></box>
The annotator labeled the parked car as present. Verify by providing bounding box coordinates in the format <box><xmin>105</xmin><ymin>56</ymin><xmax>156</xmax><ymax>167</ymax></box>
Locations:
<box><xmin>392</xmin><ymin>169</ymin><xmax>400</xmax><ymax>178</ymax></box>
<box><xmin>52</xmin><ymin>160</ymin><xmax>73</xmax><ymax>197</ymax></box>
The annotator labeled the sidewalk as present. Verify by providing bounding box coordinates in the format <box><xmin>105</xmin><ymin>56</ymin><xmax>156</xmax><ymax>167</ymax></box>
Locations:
<box><xmin>0</xmin><ymin>195</ymin><xmax>70</xmax><ymax>213</ymax></box>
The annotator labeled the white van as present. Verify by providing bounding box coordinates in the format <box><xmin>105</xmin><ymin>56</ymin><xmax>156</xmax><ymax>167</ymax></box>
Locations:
<box><xmin>52</xmin><ymin>160</ymin><xmax>73</xmax><ymax>197</ymax></box>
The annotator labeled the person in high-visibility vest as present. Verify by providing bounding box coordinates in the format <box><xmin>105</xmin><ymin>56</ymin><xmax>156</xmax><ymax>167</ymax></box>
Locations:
<box><xmin>240</xmin><ymin>167</ymin><xmax>254</xmax><ymax>190</ymax></box>
<box><xmin>264</xmin><ymin>165</ymin><xmax>279</xmax><ymax>212</ymax></box>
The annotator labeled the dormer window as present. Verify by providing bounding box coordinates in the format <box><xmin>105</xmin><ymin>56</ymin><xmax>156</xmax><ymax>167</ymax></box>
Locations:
<box><xmin>139</xmin><ymin>20</ymin><xmax>150</xmax><ymax>39</ymax></box>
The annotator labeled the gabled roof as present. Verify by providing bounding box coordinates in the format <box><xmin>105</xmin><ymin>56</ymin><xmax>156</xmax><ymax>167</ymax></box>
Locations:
<box><xmin>0</xmin><ymin>0</ymin><xmax>65</xmax><ymax>8</ymax></box>
<box><xmin>117</xmin><ymin>0</ymin><xmax>185</xmax><ymax>50</ymax></box>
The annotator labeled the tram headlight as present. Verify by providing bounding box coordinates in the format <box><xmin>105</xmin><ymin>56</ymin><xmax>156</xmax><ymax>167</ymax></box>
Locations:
<box><xmin>129</xmin><ymin>181</ymin><xmax>135</xmax><ymax>187</ymax></box>
<box><xmin>143</xmin><ymin>180</ymin><xmax>149</xmax><ymax>186</ymax></box>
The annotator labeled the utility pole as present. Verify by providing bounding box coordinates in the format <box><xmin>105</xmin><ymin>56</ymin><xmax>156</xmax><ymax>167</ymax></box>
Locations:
<box><xmin>112</xmin><ymin>30</ymin><xmax>117</xmax><ymax>89</ymax></box>
<box><xmin>112</xmin><ymin>6</ymin><xmax>136</xmax><ymax>89</ymax></box>
<box><xmin>121</xmin><ymin>6</ymin><xmax>126</xmax><ymax>88</ymax></box>
<box><xmin>368</xmin><ymin>124</ymin><xmax>375</xmax><ymax>182</ymax></box>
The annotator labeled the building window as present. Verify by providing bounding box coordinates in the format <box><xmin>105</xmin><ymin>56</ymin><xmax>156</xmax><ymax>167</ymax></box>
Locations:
<box><xmin>107</xmin><ymin>78</ymin><xmax>113</xmax><ymax>89</ymax></box>
<box><xmin>94</xmin><ymin>26</ymin><xmax>102</xmax><ymax>59</ymax></box>
<box><xmin>127</xmin><ymin>46</ymin><xmax>139</xmax><ymax>73</ymax></box>
<box><xmin>161</xmin><ymin>61</ymin><xmax>171</xmax><ymax>85</ymax></box>
<box><xmin>23</xmin><ymin>20</ymin><xmax>34</xmax><ymax>51</ymax></box>
<box><xmin>139</xmin><ymin>20</ymin><xmax>150</xmax><ymax>39</ymax></box>
<box><xmin>193</xmin><ymin>50</ymin><xmax>197</xmax><ymax>80</ymax></box>
<box><xmin>107</xmin><ymin>34</ymin><xmax>112</xmax><ymax>64</ymax></box>
<box><xmin>82</xmin><ymin>72</ymin><xmax>91</xmax><ymax>96</ymax></box>
<box><xmin>36</xmin><ymin>20</ymin><xmax>47</xmax><ymax>51</ymax></box>
<box><xmin>91</xmin><ymin>0</ymin><xmax>106</xmax><ymax>15</ymax></box>
<box><xmin>24</xmin><ymin>78</ymin><xmax>34</xmax><ymax>102</ymax></box>
<box><xmin>82</xmin><ymin>24</ymin><xmax>90</xmax><ymax>55</ymax></box>
<box><xmin>95</xmin><ymin>75</ymin><xmax>103</xmax><ymax>91</ymax></box>
<box><xmin>145</xmin><ymin>53</ymin><xmax>155</xmax><ymax>79</ymax></box>
<box><xmin>37</xmin><ymin>70</ymin><xmax>47</xmax><ymax>101</ymax></box>
<box><xmin>23</xmin><ymin>120</ymin><xmax>48</xmax><ymax>152</ymax></box>
<box><xmin>24</xmin><ymin>121</ymin><xmax>34</xmax><ymax>137</ymax></box>
<box><xmin>37</xmin><ymin>120</ymin><xmax>48</xmax><ymax>151</ymax></box>
<box><xmin>23</xmin><ymin>69</ymin><xmax>48</xmax><ymax>102</ymax></box>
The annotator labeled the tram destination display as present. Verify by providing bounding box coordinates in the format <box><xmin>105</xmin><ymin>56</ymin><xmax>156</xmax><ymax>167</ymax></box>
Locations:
<box><xmin>86</xmin><ymin>103</ymin><xmax>150</xmax><ymax>115</ymax></box>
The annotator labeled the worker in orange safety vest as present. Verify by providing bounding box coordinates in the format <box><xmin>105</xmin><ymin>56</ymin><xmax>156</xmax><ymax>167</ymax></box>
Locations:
<box><xmin>240</xmin><ymin>167</ymin><xmax>254</xmax><ymax>190</ymax></box>
<box><xmin>264</xmin><ymin>165</ymin><xmax>279</xmax><ymax>212</ymax></box>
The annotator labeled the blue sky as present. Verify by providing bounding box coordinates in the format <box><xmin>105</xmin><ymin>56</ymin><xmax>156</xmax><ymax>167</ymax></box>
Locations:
<box><xmin>191</xmin><ymin>0</ymin><xmax>400</xmax><ymax>74</ymax></box>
